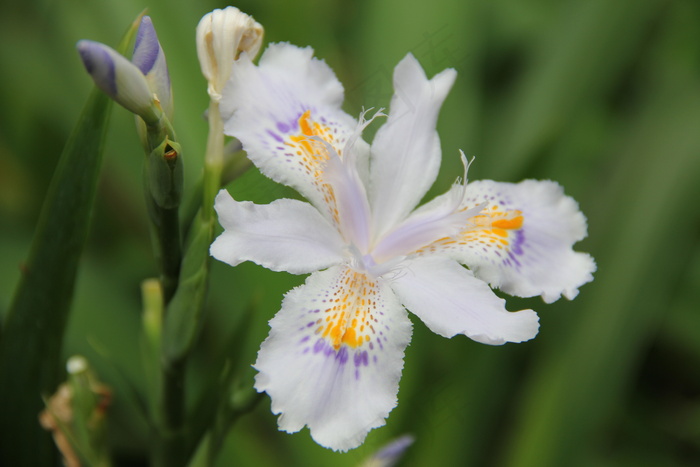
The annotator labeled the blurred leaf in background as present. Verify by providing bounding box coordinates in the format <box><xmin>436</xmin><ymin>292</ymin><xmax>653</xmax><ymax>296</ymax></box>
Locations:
<box><xmin>1</xmin><ymin>0</ymin><xmax>699</xmax><ymax>466</ymax></box>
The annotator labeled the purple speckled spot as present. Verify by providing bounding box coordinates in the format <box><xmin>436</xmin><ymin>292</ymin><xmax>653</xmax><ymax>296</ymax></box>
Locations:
<box><xmin>508</xmin><ymin>251</ymin><xmax>522</xmax><ymax>267</ymax></box>
<box><xmin>266</xmin><ymin>129</ymin><xmax>283</xmax><ymax>143</ymax></box>
<box><xmin>511</xmin><ymin>229</ymin><xmax>525</xmax><ymax>255</ymax></box>
<box><xmin>355</xmin><ymin>369</ymin><xmax>361</xmax><ymax>380</ymax></box>
<box><xmin>313</xmin><ymin>338</ymin><xmax>326</xmax><ymax>353</ymax></box>
<box><xmin>353</xmin><ymin>352</ymin><xmax>362</xmax><ymax>367</ymax></box>
<box><xmin>373</xmin><ymin>355</ymin><xmax>378</xmax><ymax>364</ymax></box>
<box><xmin>300</xmin><ymin>336</ymin><xmax>310</xmax><ymax>343</ymax></box>
<box><xmin>336</xmin><ymin>346</ymin><xmax>349</xmax><ymax>364</ymax></box>
<box><xmin>276</xmin><ymin>121</ymin><xmax>290</xmax><ymax>133</ymax></box>
<box><xmin>306</xmin><ymin>321</ymin><xmax>315</xmax><ymax>328</ymax></box>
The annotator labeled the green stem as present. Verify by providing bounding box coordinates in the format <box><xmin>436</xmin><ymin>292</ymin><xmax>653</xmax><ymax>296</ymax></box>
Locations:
<box><xmin>151</xmin><ymin>358</ymin><xmax>187</xmax><ymax>467</ymax></box>
<box><xmin>140</xmin><ymin>115</ymin><xmax>182</xmax><ymax>304</ymax></box>
<box><xmin>153</xmin><ymin>99</ymin><xmax>223</xmax><ymax>467</ymax></box>
<box><xmin>180</xmin><ymin>139</ymin><xmax>248</xmax><ymax>240</ymax></box>
<box><xmin>202</xmin><ymin>100</ymin><xmax>224</xmax><ymax>222</ymax></box>
<box><xmin>150</xmin><ymin>201</ymin><xmax>182</xmax><ymax>304</ymax></box>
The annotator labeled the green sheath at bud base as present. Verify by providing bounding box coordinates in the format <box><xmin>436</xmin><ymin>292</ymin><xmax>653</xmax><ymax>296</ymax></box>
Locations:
<box><xmin>147</xmin><ymin>138</ymin><xmax>183</xmax><ymax>209</ymax></box>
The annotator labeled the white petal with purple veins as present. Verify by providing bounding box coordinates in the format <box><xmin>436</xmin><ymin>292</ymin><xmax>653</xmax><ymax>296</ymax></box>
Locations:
<box><xmin>254</xmin><ymin>266</ymin><xmax>412</xmax><ymax>451</ymax></box>
<box><xmin>220</xmin><ymin>43</ymin><xmax>364</xmax><ymax>216</ymax></box>
<box><xmin>418</xmin><ymin>180</ymin><xmax>596</xmax><ymax>303</ymax></box>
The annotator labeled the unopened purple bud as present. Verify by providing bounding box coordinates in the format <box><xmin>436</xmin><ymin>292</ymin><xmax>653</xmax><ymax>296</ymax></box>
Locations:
<box><xmin>363</xmin><ymin>435</ymin><xmax>415</xmax><ymax>467</ymax></box>
<box><xmin>77</xmin><ymin>40</ymin><xmax>157</xmax><ymax>122</ymax></box>
<box><xmin>133</xmin><ymin>16</ymin><xmax>173</xmax><ymax>119</ymax></box>
<box><xmin>77</xmin><ymin>40</ymin><xmax>118</xmax><ymax>97</ymax></box>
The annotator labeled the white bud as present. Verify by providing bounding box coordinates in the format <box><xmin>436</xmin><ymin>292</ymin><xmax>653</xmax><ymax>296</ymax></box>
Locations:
<box><xmin>66</xmin><ymin>355</ymin><xmax>88</xmax><ymax>374</ymax></box>
<box><xmin>196</xmin><ymin>7</ymin><xmax>263</xmax><ymax>102</ymax></box>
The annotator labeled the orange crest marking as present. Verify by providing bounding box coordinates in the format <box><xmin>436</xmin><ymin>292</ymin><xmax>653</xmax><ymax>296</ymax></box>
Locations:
<box><xmin>284</xmin><ymin>109</ymin><xmax>344</xmax><ymax>225</ymax></box>
<box><xmin>419</xmin><ymin>206</ymin><xmax>525</xmax><ymax>254</ymax></box>
<box><xmin>314</xmin><ymin>269</ymin><xmax>379</xmax><ymax>350</ymax></box>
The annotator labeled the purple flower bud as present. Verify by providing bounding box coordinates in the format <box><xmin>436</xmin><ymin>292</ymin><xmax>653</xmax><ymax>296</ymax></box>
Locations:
<box><xmin>363</xmin><ymin>435</ymin><xmax>415</xmax><ymax>467</ymax></box>
<box><xmin>77</xmin><ymin>40</ymin><xmax>157</xmax><ymax>121</ymax></box>
<box><xmin>133</xmin><ymin>16</ymin><xmax>173</xmax><ymax>120</ymax></box>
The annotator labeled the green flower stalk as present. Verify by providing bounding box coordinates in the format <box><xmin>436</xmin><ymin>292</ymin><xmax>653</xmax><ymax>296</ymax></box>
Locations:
<box><xmin>160</xmin><ymin>6</ymin><xmax>264</xmax><ymax>363</ymax></box>
<box><xmin>144</xmin><ymin>138</ymin><xmax>184</xmax><ymax>302</ymax></box>
<box><xmin>196</xmin><ymin>6</ymin><xmax>263</xmax><ymax>220</ymax></box>
<box><xmin>150</xmin><ymin>10</ymin><xmax>263</xmax><ymax>465</ymax></box>
<box><xmin>78</xmin><ymin>16</ymin><xmax>183</xmax><ymax>303</ymax></box>
<box><xmin>78</xmin><ymin>17</ymin><xmax>187</xmax><ymax>466</ymax></box>
<box><xmin>147</xmin><ymin>138</ymin><xmax>183</xmax><ymax>211</ymax></box>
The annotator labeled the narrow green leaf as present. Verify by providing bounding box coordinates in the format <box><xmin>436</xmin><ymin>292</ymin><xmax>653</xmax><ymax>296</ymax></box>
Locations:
<box><xmin>163</xmin><ymin>212</ymin><xmax>214</xmax><ymax>363</ymax></box>
<box><xmin>0</xmin><ymin>88</ymin><xmax>111</xmax><ymax>465</ymax></box>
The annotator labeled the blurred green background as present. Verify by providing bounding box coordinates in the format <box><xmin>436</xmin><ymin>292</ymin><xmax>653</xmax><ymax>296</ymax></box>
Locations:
<box><xmin>2</xmin><ymin>0</ymin><xmax>700</xmax><ymax>466</ymax></box>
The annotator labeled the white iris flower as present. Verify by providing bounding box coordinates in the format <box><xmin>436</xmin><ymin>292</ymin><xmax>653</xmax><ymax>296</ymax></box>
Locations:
<box><xmin>211</xmin><ymin>43</ymin><xmax>595</xmax><ymax>451</ymax></box>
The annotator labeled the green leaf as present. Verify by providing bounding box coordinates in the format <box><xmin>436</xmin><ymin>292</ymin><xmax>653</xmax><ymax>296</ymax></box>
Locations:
<box><xmin>0</xmin><ymin>87</ymin><xmax>112</xmax><ymax>465</ymax></box>
<box><xmin>163</xmin><ymin>212</ymin><xmax>214</xmax><ymax>363</ymax></box>
<box><xmin>483</xmin><ymin>0</ymin><xmax>665</xmax><ymax>180</ymax></box>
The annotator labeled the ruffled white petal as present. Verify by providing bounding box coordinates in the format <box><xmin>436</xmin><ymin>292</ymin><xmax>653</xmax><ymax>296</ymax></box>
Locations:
<box><xmin>210</xmin><ymin>190</ymin><xmax>346</xmax><ymax>274</ymax></box>
<box><xmin>369</xmin><ymin>54</ymin><xmax>457</xmax><ymax>239</ymax></box>
<box><xmin>254</xmin><ymin>266</ymin><xmax>412</xmax><ymax>451</ymax></box>
<box><xmin>419</xmin><ymin>180</ymin><xmax>596</xmax><ymax>303</ymax></box>
<box><xmin>389</xmin><ymin>256</ymin><xmax>539</xmax><ymax>345</ymax></box>
<box><xmin>220</xmin><ymin>43</ymin><xmax>364</xmax><ymax>216</ymax></box>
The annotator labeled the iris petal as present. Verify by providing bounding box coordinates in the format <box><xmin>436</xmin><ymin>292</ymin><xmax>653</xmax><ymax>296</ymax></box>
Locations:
<box><xmin>254</xmin><ymin>266</ymin><xmax>412</xmax><ymax>451</ymax></box>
